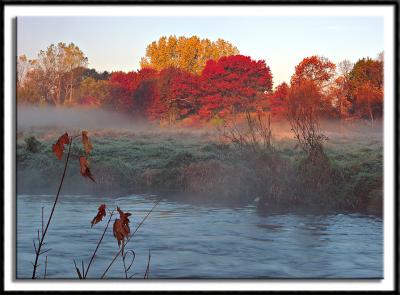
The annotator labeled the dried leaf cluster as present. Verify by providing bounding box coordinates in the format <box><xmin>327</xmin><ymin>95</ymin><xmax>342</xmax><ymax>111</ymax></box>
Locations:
<box><xmin>52</xmin><ymin>131</ymin><xmax>95</xmax><ymax>182</ymax></box>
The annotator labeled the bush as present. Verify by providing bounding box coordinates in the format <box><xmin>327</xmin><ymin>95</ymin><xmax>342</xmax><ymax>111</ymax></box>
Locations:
<box><xmin>24</xmin><ymin>136</ymin><xmax>42</xmax><ymax>153</ymax></box>
<box><xmin>221</xmin><ymin>110</ymin><xmax>273</xmax><ymax>153</ymax></box>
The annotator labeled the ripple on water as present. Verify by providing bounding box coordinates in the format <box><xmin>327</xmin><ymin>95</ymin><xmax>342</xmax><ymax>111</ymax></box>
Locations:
<box><xmin>16</xmin><ymin>194</ymin><xmax>383</xmax><ymax>279</ymax></box>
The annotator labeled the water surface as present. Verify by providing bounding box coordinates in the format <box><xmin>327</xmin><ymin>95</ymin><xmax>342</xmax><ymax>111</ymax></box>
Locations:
<box><xmin>17</xmin><ymin>194</ymin><xmax>383</xmax><ymax>279</ymax></box>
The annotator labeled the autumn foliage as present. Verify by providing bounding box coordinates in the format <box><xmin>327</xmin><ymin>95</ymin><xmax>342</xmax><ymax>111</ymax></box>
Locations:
<box><xmin>287</xmin><ymin>80</ymin><xmax>327</xmax><ymax>153</ymax></box>
<box><xmin>17</xmin><ymin>38</ymin><xmax>384</xmax><ymax>125</ymax></box>
<box><xmin>79</xmin><ymin>156</ymin><xmax>95</xmax><ymax>182</ymax></box>
<box><xmin>140</xmin><ymin>35</ymin><xmax>239</xmax><ymax>74</ymax></box>
<box><xmin>91</xmin><ymin>204</ymin><xmax>107</xmax><ymax>227</ymax></box>
<box><xmin>290</xmin><ymin>55</ymin><xmax>336</xmax><ymax>88</ymax></box>
<box><xmin>80</xmin><ymin>53</ymin><xmax>273</xmax><ymax>124</ymax></box>
<box><xmin>199</xmin><ymin>55</ymin><xmax>273</xmax><ymax>119</ymax></box>
<box><xmin>82</xmin><ymin>131</ymin><xmax>93</xmax><ymax>154</ymax></box>
<box><xmin>52</xmin><ymin>132</ymin><xmax>70</xmax><ymax>160</ymax></box>
<box><xmin>51</xmin><ymin>131</ymin><xmax>97</xmax><ymax>182</ymax></box>
<box><xmin>113</xmin><ymin>207</ymin><xmax>132</xmax><ymax>253</ymax></box>
<box><xmin>269</xmin><ymin>82</ymin><xmax>289</xmax><ymax>119</ymax></box>
<box><xmin>90</xmin><ymin>204</ymin><xmax>132</xmax><ymax>252</ymax></box>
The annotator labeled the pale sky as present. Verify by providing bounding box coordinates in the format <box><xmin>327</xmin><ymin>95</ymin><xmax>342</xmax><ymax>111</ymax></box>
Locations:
<box><xmin>17</xmin><ymin>16</ymin><xmax>383</xmax><ymax>86</ymax></box>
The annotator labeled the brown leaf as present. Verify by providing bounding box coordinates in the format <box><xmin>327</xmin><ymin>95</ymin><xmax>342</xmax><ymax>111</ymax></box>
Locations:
<box><xmin>113</xmin><ymin>219</ymin><xmax>130</xmax><ymax>255</ymax></box>
<box><xmin>91</xmin><ymin>204</ymin><xmax>106</xmax><ymax>227</ymax></box>
<box><xmin>117</xmin><ymin>206</ymin><xmax>132</xmax><ymax>225</ymax></box>
<box><xmin>113</xmin><ymin>207</ymin><xmax>131</xmax><ymax>254</ymax></box>
<box><xmin>52</xmin><ymin>132</ymin><xmax>70</xmax><ymax>160</ymax></box>
<box><xmin>81</xmin><ymin>131</ymin><xmax>93</xmax><ymax>155</ymax></box>
<box><xmin>79</xmin><ymin>156</ymin><xmax>96</xmax><ymax>182</ymax></box>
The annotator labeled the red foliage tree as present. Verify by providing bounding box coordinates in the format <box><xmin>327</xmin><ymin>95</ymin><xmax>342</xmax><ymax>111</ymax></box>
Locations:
<box><xmin>269</xmin><ymin>82</ymin><xmax>289</xmax><ymax>119</ymax></box>
<box><xmin>80</xmin><ymin>95</ymin><xmax>102</xmax><ymax>107</ymax></box>
<box><xmin>137</xmin><ymin>67</ymin><xmax>158</xmax><ymax>81</ymax></box>
<box><xmin>135</xmin><ymin>79</ymin><xmax>161</xmax><ymax>119</ymax></box>
<box><xmin>108</xmin><ymin>68</ymin><xmax>159</xmax><ymax>115</ymax></box>
<box><xmin>108</xmin><ymin>71</ymin><xmax>141</xmax><ymax>112</ymax></box>
<box><xmin>132</xmin><ymin>68</ymin><xmax>159</xmax><ymax>118</ymax></box>
<box><xmin>155</xmin><ymin>67</ymin><xmax>201</xmax><ymax>123</ymax></box>
<box><xmin>198</xmin><ymin>55</ymin><xmax>273</xmax><ymax>120</ymax></box>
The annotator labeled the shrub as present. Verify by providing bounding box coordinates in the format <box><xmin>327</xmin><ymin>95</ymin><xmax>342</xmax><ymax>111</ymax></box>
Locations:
<box><xmin>25</xmin><ymin>136</ymin><xmax>42</xmax><ymax>153</ymax></box>
<box><xmin>221</xmin><ymin>110</ymin><xmax>273</xmax><ymax>153</ymax></box>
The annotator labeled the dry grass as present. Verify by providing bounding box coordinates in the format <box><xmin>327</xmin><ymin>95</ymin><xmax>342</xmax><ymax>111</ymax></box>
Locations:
<box><xmin>17</xmin><ymin>123</ymin><xmax>383</xmax><ymax>214</ymax></box>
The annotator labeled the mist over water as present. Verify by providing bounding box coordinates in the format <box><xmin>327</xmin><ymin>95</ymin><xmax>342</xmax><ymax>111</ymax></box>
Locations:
<box><xmin>17</xmin><ymin>106</ymin><xmax>383</xmax><ymax>141</ymax></box>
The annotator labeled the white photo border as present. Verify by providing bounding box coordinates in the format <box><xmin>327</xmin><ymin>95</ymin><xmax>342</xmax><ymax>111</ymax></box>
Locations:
<box><xmin>3</xmin><ymin>3</ymin><xmax>397</xmax><ymax>292</ymax></box>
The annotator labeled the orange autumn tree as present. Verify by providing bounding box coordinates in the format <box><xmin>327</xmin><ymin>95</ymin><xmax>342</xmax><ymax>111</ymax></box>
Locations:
<box><xmin>290</xmin><ymin>55</ymin><xmax>336</xmax><ymax>89</ymax></box>
<box><xmin>327</xmin><ymin>76</ymin><xmax>352</xmax><ymax>120</ymax></box>
<box><xmin>140</xmin><ymin>35</ymin><xmax>239</xmax><ymax>74</ymax></box>
<box><xmin>290</xmin><ymin>55</ymin><xmax>337</xmax><ymax>117</ymax></box>
<box><xmin>326</xmin><ymin>60</ymin><xmax>354</xmax><ymax>120</ymax></box>
<box><xmin>353</xmin><ymin>82</ymin><xmax>383</xmax><ymax>124</ymax></box>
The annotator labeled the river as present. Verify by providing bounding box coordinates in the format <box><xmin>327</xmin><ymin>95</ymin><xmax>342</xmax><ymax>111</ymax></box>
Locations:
<box><xmin>17</xmin><ymin>194</ymin><xmax>383</xmax><ymax>279</ymax></box>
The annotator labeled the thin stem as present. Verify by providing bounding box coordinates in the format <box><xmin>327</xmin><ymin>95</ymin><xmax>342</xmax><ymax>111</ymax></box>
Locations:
<box><xmin>41</xmin><ymin>207</ymin><xmax>44</xmax><ymax>237</ymax></box>
<box><xmin>100</xmin><ymin>199</ymin><xmax>160</xmax><ymax>279</ymax></box>
<box><xmin>81</xmin><ymin>260</ymin><xmax>85</xmax><ymax>278</ymax></box>
<box><xmin>120</xmin><ymin>250</ymin><xmax>136</xmax><ymax>279</ymax></box>
<box><xmin>144</xmin><ymin>250</ymin><xmax>151</xmax><ymax>279</ymax></box>
<box><xmin>73</xmin><ymin>259</ymin><xmax>83</xmax><ymax>279</ymax></box>
<box><xmin>122</xmin><ymin>255</ymin><xmax>128</xmax><ymax>279</ymax></box>
<box><xmin>32</xmin><ymin>137</ymin><xmax>73</xmax><ymax>279</ymax></box>
<box><xmin>83</xmin><ymin>211</ymin><xmax>114</xmax><ymax>279</ymax></box>
<box><xmin>44</xmin><ymin>256</ymin><xmax>48</xmax><ymax>279</ymax></box>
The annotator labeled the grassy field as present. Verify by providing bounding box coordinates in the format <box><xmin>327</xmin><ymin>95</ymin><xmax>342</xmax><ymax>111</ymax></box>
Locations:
<box><xmin>17</xmin><ymin>123</ymin><xmax>383</xmax><ymax>215</ymax></box>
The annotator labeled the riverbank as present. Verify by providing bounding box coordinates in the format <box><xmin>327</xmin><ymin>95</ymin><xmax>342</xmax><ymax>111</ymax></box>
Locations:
<box><xmin>17</xmin><ymin>126</ymin><xmax>383</xmax><ymax>216</ymax></box>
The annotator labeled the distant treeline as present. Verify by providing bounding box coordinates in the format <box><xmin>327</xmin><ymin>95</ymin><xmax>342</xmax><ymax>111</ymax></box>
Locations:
<box><xmin>17</xmin><ymin>36</ymin><xmax>383</xmax><ymax>125</ymax></box>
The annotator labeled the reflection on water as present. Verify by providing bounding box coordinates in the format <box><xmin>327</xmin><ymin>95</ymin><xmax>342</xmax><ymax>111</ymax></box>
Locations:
<box><xmin>17</xmin><ymin>194</ymin><xmax>383</xmax><ymax>279</ymax></box>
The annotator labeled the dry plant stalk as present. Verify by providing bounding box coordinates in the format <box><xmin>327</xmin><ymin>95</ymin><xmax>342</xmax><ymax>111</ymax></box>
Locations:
<box><xmin>31</xmin><ymin>136</ymin><xmax>73</xmax><ymax>279</ymax></box>
<box><xmin>32</xmin><ymin>131</ymin><xmax>95</xmax><ymax>279</ymax></box>
<box><xmin>222</xmin><ymin>110</ymin><xmax>273</xmax><ymax>152</ymax></box>
<box><xmin>286</xmin><ymin>81</ymin><xmax>328</xmax><ymax>158</ymax></box>
<box><xmin>100</xmin><ymin>200</ymin><xmax>160</xmax><ymax>279</ymax></box>
<box><xmin>31</xmin><ymin>130</ymin><xmax>158</xmax><ymax>279</ymax></box>
<box><xmin>74</xmin><ymin>201</ymin><xmax>159</xmax><ymax>279</ymax></box>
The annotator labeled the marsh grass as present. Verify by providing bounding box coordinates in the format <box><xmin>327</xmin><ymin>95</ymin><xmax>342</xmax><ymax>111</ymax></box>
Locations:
<box><xmin>17</xmin><ymin>127</ymin><xmax>383</xmax><ymax>215</ymax></box>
